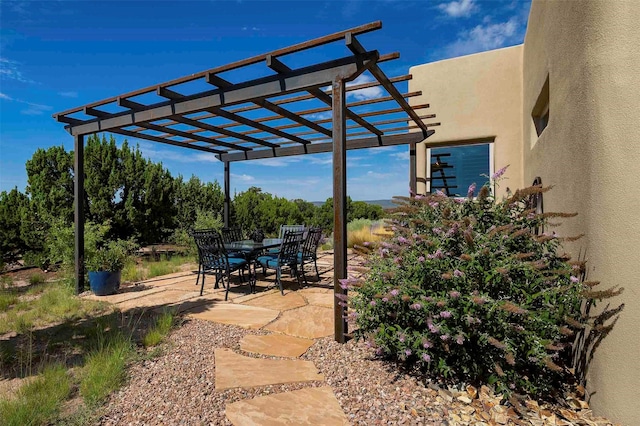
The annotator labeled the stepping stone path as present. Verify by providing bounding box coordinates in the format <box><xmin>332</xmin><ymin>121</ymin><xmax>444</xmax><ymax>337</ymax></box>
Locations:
<box><xmin>82</xmin><ymin>252</ymin><xmax>355</xmax><ymax>424</ymax></box>
<box><xmin>225</xmin><ymin>387</ymin><xmax>349</xmax><ymax>425</ymax></box>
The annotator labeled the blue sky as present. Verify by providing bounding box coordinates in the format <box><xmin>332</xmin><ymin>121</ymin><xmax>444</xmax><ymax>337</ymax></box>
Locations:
<box><xmin>0</xmin><ymin>0</ymin><xmax>530</xmax><ymax>201</ymax></box>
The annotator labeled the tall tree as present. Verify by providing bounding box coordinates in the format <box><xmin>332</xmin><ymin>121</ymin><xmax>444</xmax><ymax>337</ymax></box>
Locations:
<box><xmin>0</xmin><ymin>188</ymin><xmax>30</xmax><ymax>263</ymax></box>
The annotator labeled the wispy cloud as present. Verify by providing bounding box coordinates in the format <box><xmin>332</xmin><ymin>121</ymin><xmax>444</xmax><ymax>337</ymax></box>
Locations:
<box><xmin>347</xmin><ymin>74</ymin><xmax>384</xmax><ymax>101</ymax></box>
<box><xmin>136</xmin><ymin>141</ymin><xmax>220</xmax><ymax>164</ymax></box>
<box><xmin>231</xmin><ymin>173</ymin><xmax>255</xmax><ymax>182</ymax></box>
<box><xmin>0</xmin><ymin>57</ymin><xmax>35</xmax><ymax>84</ymax></box>
<box><xmin>438</xmin><ymin>0</ymin><xmax>476</xmax><ymax>18</ymax></box>
<box><xmin>390</xmin><ymin>151</ymin><xmax>409</xmax><ymax>161</ymax></box>
<box><xmin>443</xmin><ymin>17</ymin><xmax>522</xmax><ymax>58</ymax></box>
<box><xmin>0</xmin><ymin>91</ymin><xmax>52</xmax><ymax>115</ymax></box>
<box><xmin>241</xmin><ymin>26</ymin><xmax>260</xmax><ymax>31</ymax></box>
<box><xmin>304</xmin><ymin>111</ymin><xmax>332</xmax><ymax>121</ymax></box>
<box><xmin>58</xmin><ymin>91</ymin><xmax>78</xmax><ymax>98</ymax></box>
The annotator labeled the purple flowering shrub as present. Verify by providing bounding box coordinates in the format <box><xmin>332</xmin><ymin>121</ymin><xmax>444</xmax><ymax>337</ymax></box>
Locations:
<box><xmin>347</xmin><ymin>175</ymin><xmax>623</xmax><ymax>398</ymax></box>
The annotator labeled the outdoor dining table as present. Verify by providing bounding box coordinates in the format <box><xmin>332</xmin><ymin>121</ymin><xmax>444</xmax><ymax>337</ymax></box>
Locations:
<box><xmin>223</xmin><ymin>239</ymin><xmax>283</xmax><ymax>284</ymax></box>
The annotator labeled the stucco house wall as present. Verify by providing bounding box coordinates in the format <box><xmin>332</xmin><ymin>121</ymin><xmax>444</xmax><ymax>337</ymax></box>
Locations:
<box><xmin>409</xmin><ymin>45</ymin><xmax>524</xmax><ymax>198</ymax></box>
<box><xmin>407</xmin><ymin>0</ymin><xmax>640</xmax><ymax>423</ymax></box>
<box><xmin>522</xmin><ymin>1</ymin><xmax>640</xmax><ymax>424</ymax></box>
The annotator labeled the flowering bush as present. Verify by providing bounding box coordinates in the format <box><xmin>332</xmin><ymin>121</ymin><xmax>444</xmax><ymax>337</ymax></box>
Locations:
<box><xmin>347</xmin><ymin>170</ymin><xmax>623</xmax><ymax>398</ymax></box>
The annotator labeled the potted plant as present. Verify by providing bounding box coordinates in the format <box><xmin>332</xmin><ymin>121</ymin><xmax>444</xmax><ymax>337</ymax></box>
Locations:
<box><xmin>86</xmin><ymin>239</ymin><xmax>131</xmax><ymax>296</ymax></box>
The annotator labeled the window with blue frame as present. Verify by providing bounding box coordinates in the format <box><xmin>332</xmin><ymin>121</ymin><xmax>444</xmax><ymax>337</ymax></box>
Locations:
<box><xmin>429</xmin><ymin>144</ymin><xmax>490</xmax><ymax>197</ymax></box>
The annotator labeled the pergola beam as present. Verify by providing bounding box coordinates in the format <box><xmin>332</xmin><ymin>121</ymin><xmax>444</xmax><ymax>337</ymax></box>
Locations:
<box><xmin>207</xmin><ymin>74</ymin><xmax>332</xmax><ymax>138</ymax></box>
<box><xmin>219</xmin><ymin>131</ymin><xmax>432</xmax><ymax>162</ymax></box>
<box><xmin>266</xmin><ymin>55</ymin><xmax>383</xmax><ymax>136</ymax></box>
<box><xmin>346</xmin><ymin>33</ymin><xmax>430</xmax><ymax>135</ymax></box>
<box><xmin>64</xmin><ymin>53</ymin><xmax>378</xmax><ymax>136</ymax></box>
<box><xmin>118</xmin><ymin>98</ymin><xmax>273</xmax><ymax>150</ymax></box>
<box><xmin>110</xmin><ymin>128</ymin><xmax>224</xmax><ymax>155</ymax></box>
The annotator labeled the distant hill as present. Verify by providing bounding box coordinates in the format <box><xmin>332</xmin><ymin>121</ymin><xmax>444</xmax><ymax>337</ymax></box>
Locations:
<box><xmin>311</xmin><ymin>199</ymin><xmax>397</xmax><ymax>209</ymax></box>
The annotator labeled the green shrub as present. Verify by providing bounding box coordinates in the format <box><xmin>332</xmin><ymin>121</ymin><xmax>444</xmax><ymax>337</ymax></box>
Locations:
<box><xmin>348</xmin><ymin>173</ymin><xmax>623</xmax><ymax>398</ymax></box>
<box><xmin>0</xmin><ymin>363</ymin><xmax>71</xmax><ymax>426</ymax></box>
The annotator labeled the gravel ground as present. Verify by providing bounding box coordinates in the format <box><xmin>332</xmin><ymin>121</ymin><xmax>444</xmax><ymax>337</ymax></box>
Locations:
<box><xmin>99</xmin><ymin>318</ymin><xmax>616</xmax><ymax>426</ymax></box>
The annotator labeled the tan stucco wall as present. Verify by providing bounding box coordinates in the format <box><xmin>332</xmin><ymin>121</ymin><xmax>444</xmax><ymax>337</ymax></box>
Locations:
<box><xmin>522</xmin><ymin>1</ymin><xmax>640</xmax><ymax>424</ymax></box>
<box><xmin>409</xmin><ymin>46</ymin><xmax>523</xmax><ymax>197</ymax></box>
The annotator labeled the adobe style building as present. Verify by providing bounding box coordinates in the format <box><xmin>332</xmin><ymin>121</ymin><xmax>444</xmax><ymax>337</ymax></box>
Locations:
<box><xmin>409</xmin><ymin>0</ymin><xmax>640</xmax><ymax>423</ymax></box>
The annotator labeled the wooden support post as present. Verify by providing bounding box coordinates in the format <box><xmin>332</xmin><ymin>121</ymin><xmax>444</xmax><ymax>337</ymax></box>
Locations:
<box><xmin>409</xmin><ymin>142</ymin><xmax>417</xmax><ymax>196</ymax></box>
<box><xmin>224</xmin><ymin>161</ymin><xmax>230</xmax><ymax>227</ymax></box>
<box><xmin>74</xmin><ymin>134</ymin><xmax>85</xmax><ymax>294</ymax></box>
<box><xmin>332</xmin><ymin>78</ymin><xmax>348</xmax><ymax>343</ymax></box>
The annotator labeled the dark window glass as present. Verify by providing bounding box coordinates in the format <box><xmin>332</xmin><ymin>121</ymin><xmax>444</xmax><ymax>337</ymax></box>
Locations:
<box><xmin>430</xmin><ymin>144</ymin><xmax>490</xmax><ymax>197</ymax></box>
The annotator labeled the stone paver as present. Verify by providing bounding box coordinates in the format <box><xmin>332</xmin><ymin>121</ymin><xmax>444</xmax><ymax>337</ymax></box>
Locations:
<box><xmin>117</xmin><ymin>290</ymin><xmax>200</xmax><ymax>310</ymax></box>
<box><xmin>240</xmin><ymin>334</ymin><xmax>314</xmax><ymax>358</ymax></box>
<box><xmin>83</xmin><ymin>286</ymin><xmax>166</xmax><ymax>304</ymax></box>
<box><xmin>225</xmin><ymin>386</ymin><xmax>349</xmax><ymax>425</ymax></box>
<box><xmin>303</xmin><ymin>292</ymin><xmax>333</xmax><ymax>308</ymax></box>
<box><xmin>264</xmin><ymin>305</ymin><xmax>333</xmax><ymax>339</ymax></box>
<box><xmin>162</xmin><ymin>278</ymin><xmax>209</xmax><ymax>292</ymax></box>
<box><xmin>187</xmin><ymin>303</ymin><xmax>279</xmax><ymax>329</ymax></box>
<box><xmin>241</xmin><ymin>291</ymin><xmax>307</xmax><ymax>311</ymax></box>
<box><xmin>214</xmin><ymin>349</ymin><xmax>323</xmax><ymax>390</ymax></box>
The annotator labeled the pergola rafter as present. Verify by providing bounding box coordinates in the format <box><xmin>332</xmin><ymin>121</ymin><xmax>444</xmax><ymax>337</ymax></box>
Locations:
<box><xmin>53</xmin><ymin>21</ymin><xmax>436</xmax><ymax>343</ymax></box>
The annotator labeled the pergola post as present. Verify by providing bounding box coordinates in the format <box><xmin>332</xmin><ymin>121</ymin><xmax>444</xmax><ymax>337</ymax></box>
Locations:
<box><xmin>74</xmin><ymin>134</ymin><xmax>85</xmax><ymax>294</ymax></box>
<box><xmin>332</xmin><ymin>78</ymin><xmax>348</xmax><ymax>343</ymax></box>
<box><xmin>409</xmin><ymin>141</ymin><xmax>417</xmax><ymax>196</ymax></box>
<box><xmin>224</xmin><ymin>161</ymin><xmax>230</xmax><ymax>227</ymax></box>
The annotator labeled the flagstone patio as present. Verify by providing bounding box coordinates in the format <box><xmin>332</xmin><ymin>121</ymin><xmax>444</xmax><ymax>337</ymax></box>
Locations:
<box><xmin>82</xmin><ymin>251</ymin><xmax>359</xmax><ymax>425</ymax></box>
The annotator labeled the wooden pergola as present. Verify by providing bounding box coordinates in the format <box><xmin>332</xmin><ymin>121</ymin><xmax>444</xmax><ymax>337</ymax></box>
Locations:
<box><xmin>53</xmin><ymin>21</ymin><xmax>436</xmax><ymax>342</ymax></box>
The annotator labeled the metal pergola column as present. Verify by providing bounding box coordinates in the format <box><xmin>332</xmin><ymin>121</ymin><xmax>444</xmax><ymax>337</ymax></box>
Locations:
<box><xmin>410</xmin><ymin>142</ymin><xmax>417</xmax><ymax>196</ymax></box>
<box><xmin>224</xmin><ymin>161</ymin><xmax>230</xmax><ymax>227</ymax></box>
<box><xmin>332</xmin><ymin>78</ymin><xmax>348</xmax><ymax>342</ymax></box>
<box><xmin>74</xmin><ymin>134</ymin><xmax>85</xmax><ymax>294</ymax></box>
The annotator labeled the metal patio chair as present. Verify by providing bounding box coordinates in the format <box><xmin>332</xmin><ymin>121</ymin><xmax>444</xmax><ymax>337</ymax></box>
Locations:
<box><xmin>298</xmin><ymin>227</ymin><xmax>323</xmax><ymax>285</ymax></box>
<box><xmin>190</xmin><ymin>230</ymin><xmax>251</xmax><ymax>300</ymax></box>
<box><xmin>256</xmin><ymin>230</ymin><xmax>304</xmax><ymax>295</ymax></box>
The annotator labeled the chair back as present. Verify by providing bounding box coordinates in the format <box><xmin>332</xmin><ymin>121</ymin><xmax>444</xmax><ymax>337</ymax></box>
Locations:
<box><xmin>278</xmin><ymin>224</ymin><xmax>305</xmax><ymax>239</ymax></box>
<box><xmin>278</xmin><ymin>230</ymin><xmax>304</xmax><ymax>264</ymax></box>
<box><xmin>302</xmin><ymin>227</ymin><xmax>323</xmax><ymax>258</ymax></box>
<box><xmin>221</xmin><ymin>227</ymin><xmax>243</xmax><ymax>244</ymax></box>
<box><xmin>191</xmin><ymin>230</ymin><xmax>228</xmax><ymax>269</ymax></box>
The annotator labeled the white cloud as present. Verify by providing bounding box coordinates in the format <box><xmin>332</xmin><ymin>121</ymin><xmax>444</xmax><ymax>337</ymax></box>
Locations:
<box><xmin>0</xmin><ymin>92</ymin><xmax>52</xmax><ymax>115</ymax></box>
<box><xmin>21</xmin><ymin>102</ymin><xmax>52</xmax><ymax>115</ymax></box>
<box><xmin>252</xmin><ymin>156</ymin><xmax>302</xmax><ymax>167</ymax></box>
<box><xmin>58</xmin><ymin>91</ymin><xmax>78</xmax><ymax>98</ymax></box>
<box><xmin>444</xmin><ymin>17</ymin><xmax>521</xmax><ymax>58</ymax></box>
<box><xmin>231</xmin><ymin>173</ymin><xmax>255</xmax><ymax>182</ymax></box>
<box><xmin>136</xmin><ymin>141</ymin><xmax>220</xmax><ymax>164</ymax></box>
<box><xmin>347</xmin><ymin>74</ymin><xmax>384</xmax><ymax>101</ymax></box>
<box><xmin>304</xmin><ymin>111</ymin><xmax>332</xmax><ymax>121</ymax></box>
<box><xmin>390</xmin><ymin>151</ymin><xmax>409</xmax><ymax>161</ymax></box>
<box><xmin>0</xmin><ymin>57</ymin><xmax>34</xmax><ymax>84</ymax></box>
<box><xmin>438</xmin><ymin>0</ymin><xmax>476</xmax><ymax>18</ymax></box>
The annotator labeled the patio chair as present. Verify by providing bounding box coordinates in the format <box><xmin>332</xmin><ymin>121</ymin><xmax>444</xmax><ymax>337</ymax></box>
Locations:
<box><xmin>256</xmin><ymin>230</ymin><xmax>304</xmax><ymax>295</ymax></box>
<box><xmin>278</xmin><ymin>224</ymin><xmax>306</xmax><ymax>239</ymax></box>
<box><xmin>221</xmin><ymin>226</ymin><xmax>246</xmax><ymax>259</ymax></box>
<box><xmin>298</xmin><ymin>227</ymin><xmax>323</xmax><ymax>285</ymax></box>
<box><xmin>190</xmin><ymin>230</ymin><xmax>251</xmax><ymax>300</ymax></box>
<box><xmin>189</xmin><ymin>228</ymin><xmax>218</xmax><ymax>288</ymax></box>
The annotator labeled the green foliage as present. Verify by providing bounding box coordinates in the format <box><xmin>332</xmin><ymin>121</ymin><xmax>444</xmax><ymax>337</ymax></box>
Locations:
<box><xmin>0</xmin><ymin>188</ymin><xmax>30</xmax><ymax>263</ymax></box>
<box><xmin>349</xmin><ymin>179</ymin><xmax>623</xmax><ymax>398</ymax></box>
<box><xmin>174</xmin><ymin>175</ymin><xmax>224</xmax><ymax>230</ymax></box>
<box><xmin>0</xmin><ymin>363</ymin><xmax>72</xmax><ymax>426</ymax></box>
<box><xmin>80</xmin><ymin>330</ymin><xmax>133</xmax><ymax>407</ymax></box>
<box><xmin>142</xmin><ymin>310</ymin><xmax>175</xmax><ymax>347</ymax></box>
